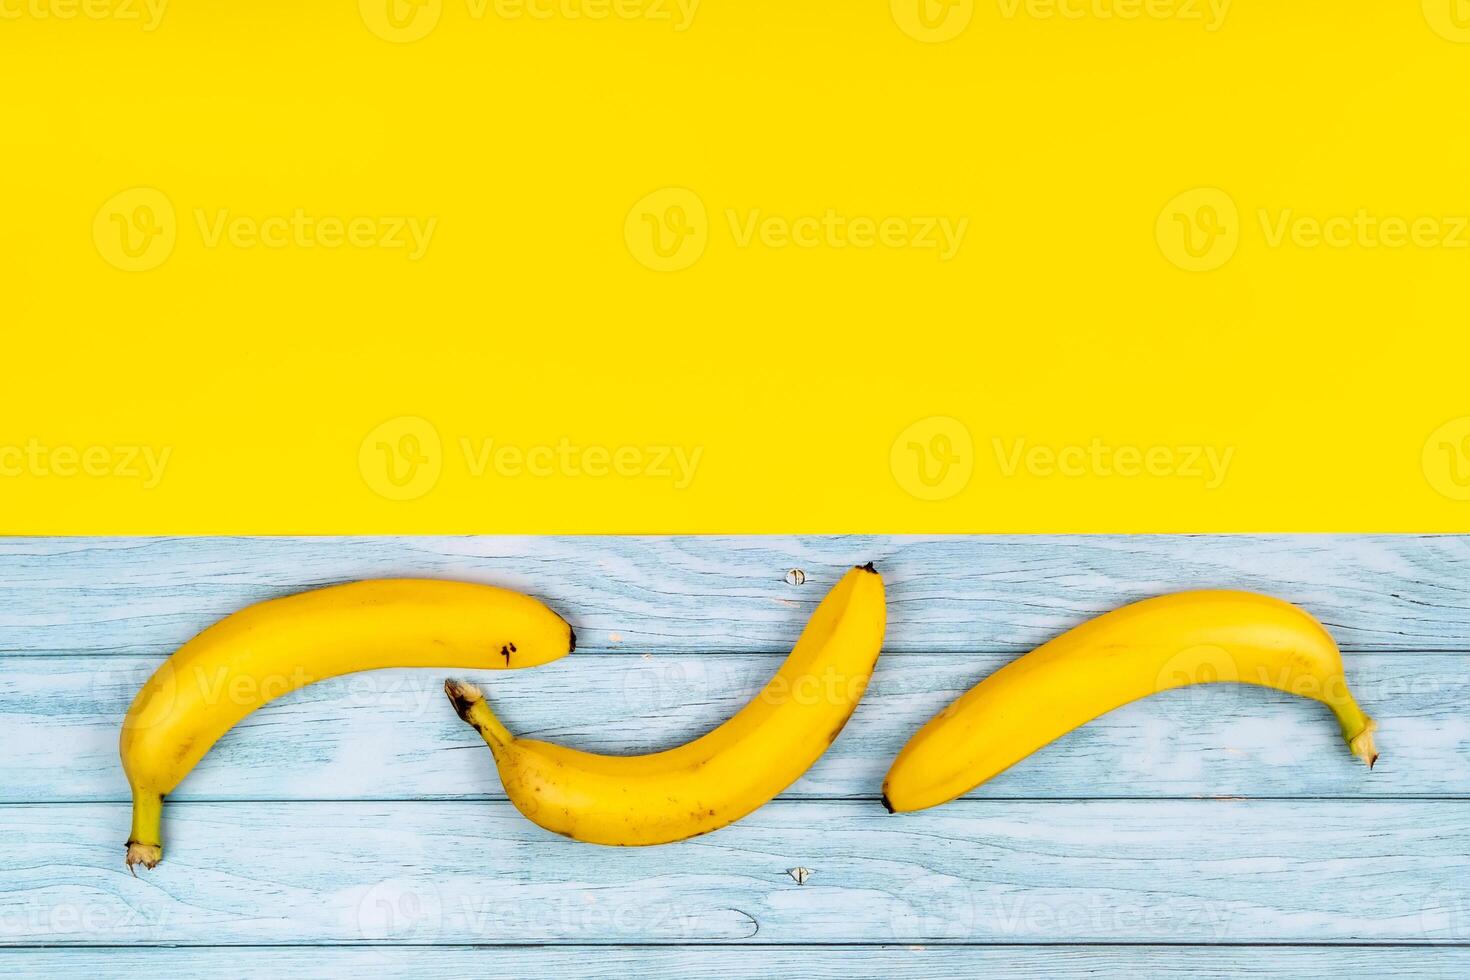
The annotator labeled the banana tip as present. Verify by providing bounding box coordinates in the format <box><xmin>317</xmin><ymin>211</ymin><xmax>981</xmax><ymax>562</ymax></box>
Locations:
<box><xmin>858</xmin><ymin>562</ymin><xmax>878</xmax><ymax>574</ymax></box>
<box><xmin>880</xmin><ymin>792</ymin><xmax>896</xmax><ymax>814</ymax></box>
<box><xmin>1349</xmin><ymin>720</ymin><xmax>1379</xmax><ymax>770</ymax></box>
<box><xmin>125</xmin><ymin>841</ymin><xmax>161</xmax><ymax>873</ymax></box>
<box><xmin>444</xmin><ymin>678</ymin><xmax>485</xmax><ymax>721</ymax></box>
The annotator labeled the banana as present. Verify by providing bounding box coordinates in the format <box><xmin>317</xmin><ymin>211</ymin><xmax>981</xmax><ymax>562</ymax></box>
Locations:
<box><xmin>445</xmin><ymin>563</ymin><xmax>886</xmax><ymax>845</ymax></box>
<box><xmin>882</xmin><ymin>590</ymin><xmax>1378</xmax><ymax>813</ymax></box>
<box><xmin>120</xmin><ymin>578</ymin><xmax>575</xmax><ymax>870</ymax></box>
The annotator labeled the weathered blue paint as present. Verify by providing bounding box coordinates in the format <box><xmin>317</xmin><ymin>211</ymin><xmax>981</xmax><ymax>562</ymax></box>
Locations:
<box><xmin>1</xmin><ymin>537</ymin><xmax>1465</xmax><ymax>975</ymax></box>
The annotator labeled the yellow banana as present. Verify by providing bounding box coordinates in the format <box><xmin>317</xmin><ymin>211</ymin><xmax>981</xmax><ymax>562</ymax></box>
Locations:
<box><xmin>120</xmin><ymin>578</ymin><xmax>575</xmax><ymax>870</ymax></box>
<box><xmin>445</xmin><ymin>563</ymin><xmax>886</xmax><ymax>845</ymax></box>
<box><xmin>882</xmin><ymin>589</ymin><xmax>1378</xmax><ymax>813</ymax></box>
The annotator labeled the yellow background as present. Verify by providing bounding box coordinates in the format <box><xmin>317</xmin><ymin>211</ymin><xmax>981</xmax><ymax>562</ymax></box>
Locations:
<box><xmin>2</xmin><ymin>0</ymin><xmax>1469</xmax><ymax>532</ymax></box>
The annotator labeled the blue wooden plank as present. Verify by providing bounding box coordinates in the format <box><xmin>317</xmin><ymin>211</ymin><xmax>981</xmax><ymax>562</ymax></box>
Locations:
<box><xmin>4</xmin><ymin>652</ymin><xmax>1461</xmax><ymax>803</ymax></box>
<box><xmin>3</xmin><ymin>946</ymin><xmax>1469</xmax><ymax>980</ymax></box>
<box><xmin>2</xmin><ymin>536</ymin><xmax>1468</xmax><ymax>656</ymax></box>
<box><xmin>3</xmin><ymin>534</ymin><xmax>1467</xmax><ymax>963</ymax></box>
<box><xmin>0</xmin><ymin>800</ymin><xmax>1464</xmax><ymax>944</ymax></box>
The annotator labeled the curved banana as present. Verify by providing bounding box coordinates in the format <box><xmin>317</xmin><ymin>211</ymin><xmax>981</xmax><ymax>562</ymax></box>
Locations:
<box><xmin>882</xmin><ymin>590</ymin><xmax>1377</xmax><ymax>813</ymax></box>
<box><xmin>120</xmin><ymin>579</ymin><xmax>575</xmax><ymax>870</ymax></box>
<box><xmin>445</xmin><ymin>563</ymin><xmax>886</xmax><ymax>845</ymax></box>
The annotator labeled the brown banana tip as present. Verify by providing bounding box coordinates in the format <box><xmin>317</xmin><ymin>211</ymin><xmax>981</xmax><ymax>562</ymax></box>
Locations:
<box><xmin>568</xmin><ymin>625</ymin><xmax>576</xmax><ymax>653</ymax></box>
<box><xmin>125</xmin><ymin>841</ymin><xmax>161</xmax><ymax>873</ymax></box>
<box><xmin>880</xmin><ymin>793</ymin><xmax>896</xmax><ymax>814</ymax></box>
<box><xmin>1349</xmin><ymin>720</ymin><xmax>1379</xmax><ymax>770</ymax></box>
<box><xmin>443</xmin><ymin>678</ymin><xmax>484</xmax><ymax>722</ymax></box>
<box><xmin>859</xmin><ymin>562</ymin><xmax>878</xmax><ymax>574</ymax></box>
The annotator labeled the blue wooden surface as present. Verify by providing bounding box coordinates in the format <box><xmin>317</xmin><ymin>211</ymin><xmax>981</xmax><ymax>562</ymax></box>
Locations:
<box><xmin>0</xmin><ymin>536</ymin><xmax>1467</xmax><ymax>977</ymax></box>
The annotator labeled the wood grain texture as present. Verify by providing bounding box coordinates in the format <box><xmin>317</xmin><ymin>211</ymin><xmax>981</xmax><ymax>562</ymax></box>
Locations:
<box><xmin>6</xmin><ymin>652</ymin><xmax>1464</xmax><ymax>804</ymax></box>
<box><xmin>4</xmin><ymin>534</ymin><xmax>1468</xmax><ymax>971</ymax></box>
<box><xmin>1</xmin><ymin>800</ymin><xmax>1466</xmax><ymax>945</ymax></box>
<box><xmin>4</xmin><ymin>946</ymin><xmax>1469</xmax><ymax>980</ymax></box>
<box><xmin>2</xmin><ymin>536</ymin><xmax>1468</xmax><ymax>656</ymax></box>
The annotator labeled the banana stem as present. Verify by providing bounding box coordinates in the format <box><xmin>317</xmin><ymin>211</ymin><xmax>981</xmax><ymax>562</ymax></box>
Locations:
<box><xmin>444</xmin><ymin>679</ymin><xmax>513</xmax><ymax>747</ymax></box>
<box><xmin>126</xmin><ymin>788</ymin><xmax>164</xmax><ymax>873</ymax></box>
<box><xmin>1331</xmin><ymin>697</ymin><xmax>1379</xmax><ymax>769</ymax></box>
